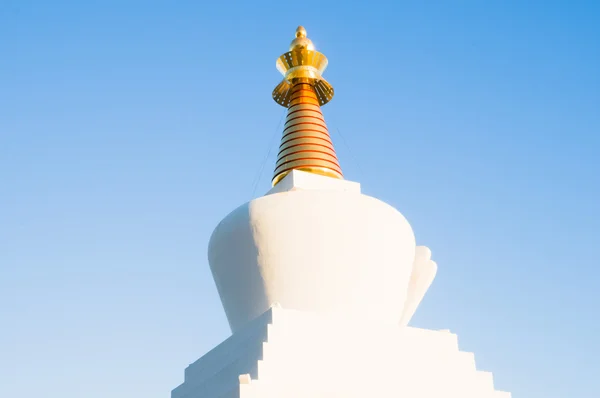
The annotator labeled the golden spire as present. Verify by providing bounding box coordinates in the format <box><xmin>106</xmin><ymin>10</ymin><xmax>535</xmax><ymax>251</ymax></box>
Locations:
<box><xmin>271</xmin><ymin>26</ymin><xmax>343</xmax><ymax>186</ymax></box>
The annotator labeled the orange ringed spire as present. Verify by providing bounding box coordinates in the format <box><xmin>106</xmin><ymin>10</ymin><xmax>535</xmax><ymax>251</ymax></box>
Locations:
<box><xmin>271</xmin><ymin>26</ymin><xmax>343</xmax><ymax>186</ymax></box>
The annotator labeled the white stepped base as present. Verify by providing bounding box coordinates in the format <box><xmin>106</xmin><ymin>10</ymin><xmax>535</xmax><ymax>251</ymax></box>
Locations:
<box><xmin>172</xmin><ymin>307</ymin><xmax>511</xmax><ymax>398</ymax></box>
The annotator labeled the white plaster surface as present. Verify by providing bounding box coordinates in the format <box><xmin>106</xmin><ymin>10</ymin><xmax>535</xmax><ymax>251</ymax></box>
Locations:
<box><xmin>266</xmin><ymin>170</ymin><xmax>361</xmax><ymax>195</ymax></box>
<box><xmin>399</xmin><ymin>245</ymin><xmax>438</xmax><ymax>326</ymax></box>
<box><xmin>172</xmin><ymin>307</ymin><xmax>511</xmax><ymax>398</ymax></box>
<box><xmin>208</xmin><ymin>171</ymin><xmax>417</xmax><ymax>332</ymax></box>
<box><xmin>186</xmin><ymin>170</ymin><xmax>512</xmax><ymax>396</ymax></box>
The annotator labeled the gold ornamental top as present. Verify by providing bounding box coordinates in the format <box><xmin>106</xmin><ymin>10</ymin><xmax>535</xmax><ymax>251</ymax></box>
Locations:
<box><xmin>271</xmin><ymin>27</ymin><xmax>342</xmax><ymax>186</ymax></box>
<box><xmin>272</xmin><ymin>26</ymin><xmax>334</xmax><ymax>107</ymax></box>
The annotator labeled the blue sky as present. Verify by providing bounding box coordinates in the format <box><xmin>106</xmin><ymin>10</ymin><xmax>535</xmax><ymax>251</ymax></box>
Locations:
<box><xmin>1</xmin><ymin>1</ymin><xmax>598</xmax><ymax>397</ymax></box>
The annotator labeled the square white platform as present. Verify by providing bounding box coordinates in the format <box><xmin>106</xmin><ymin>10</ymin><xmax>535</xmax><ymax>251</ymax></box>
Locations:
<box><xmin>172</xmin><ymin>307</ymin><xmax>511</xmax><ymax>398</ymax></box>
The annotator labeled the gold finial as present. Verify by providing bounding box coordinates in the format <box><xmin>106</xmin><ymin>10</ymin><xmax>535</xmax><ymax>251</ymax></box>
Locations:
<box><xmin>289</xmin><ymin>26</ymin><xmax>315</xmax><ymax>51</ymax></box>
<box><xmin>271</xmin><ymin>26</ymin><xmax>342</xmax><ymax>186</ymax></box>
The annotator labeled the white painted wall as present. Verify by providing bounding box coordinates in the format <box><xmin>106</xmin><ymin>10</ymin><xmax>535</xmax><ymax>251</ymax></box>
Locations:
<box><xmin>172</xmin><ymin>307</ymin><xmax>511</xmax><ymax>398</ymax></box>
<box><xmin>208</xmin><ymin>171</ymin><xmax>416</xmax><ymax>332</ymax></box>
<box><xmin>399</xmin><ymin>245</ymin><xmax>438</xmax><ymax>326</ymax></box>
<box><xmin>180</xmin><ymin>171</ymin><xmax>511</xmax><ymax>397</ymax></box>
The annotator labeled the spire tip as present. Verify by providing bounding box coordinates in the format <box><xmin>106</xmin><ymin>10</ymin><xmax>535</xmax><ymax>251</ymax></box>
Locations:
<box><xmin>295</xmin><ymin>26</ymin><xmax>307</xmax><ymax>38</ymax></box>
<box><xmin>290</xmin><ymin>25</ymin><xmax>314</xmax><ymax>51</ymax></box>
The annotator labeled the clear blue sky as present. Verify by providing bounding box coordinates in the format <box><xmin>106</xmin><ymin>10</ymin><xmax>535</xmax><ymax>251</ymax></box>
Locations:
<box><xmin>1</xmin><ymin>1</ymin><xmax>598</xmax><ymax>397</ymax></box>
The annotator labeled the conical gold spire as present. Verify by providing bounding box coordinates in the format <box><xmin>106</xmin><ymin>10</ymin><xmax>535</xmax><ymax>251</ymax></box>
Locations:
<box><xmin>271</xmin><ymin>26</ymin><xmax>343</xmax><ymax>186</ymax></box>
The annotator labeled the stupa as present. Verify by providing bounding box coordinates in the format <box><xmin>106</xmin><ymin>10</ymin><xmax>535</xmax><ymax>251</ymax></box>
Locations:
<box><xmin>172</xmin><ymin>26</ymin><xmax>512</xmax><ymax>398</ymax></box>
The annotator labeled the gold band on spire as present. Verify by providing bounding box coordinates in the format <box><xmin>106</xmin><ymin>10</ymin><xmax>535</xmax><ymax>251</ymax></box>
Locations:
<box><xmin>271</xmin><ymin>27</ymin><xmax>342</xmax><ymax>186</ymax></box>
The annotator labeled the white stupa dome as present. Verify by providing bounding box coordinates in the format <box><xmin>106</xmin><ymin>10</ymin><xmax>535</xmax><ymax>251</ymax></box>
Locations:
<box><xmin>208</xmin><ymin>172</ymin><xmax>417</xmax><ymax>332</ymax></box>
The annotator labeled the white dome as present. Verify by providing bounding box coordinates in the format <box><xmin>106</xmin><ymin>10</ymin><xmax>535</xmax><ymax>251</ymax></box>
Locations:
<box><xmin>208</xmin><ymin>183</ymin><xmax>416</xmax><ymax>332</ymax></box>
